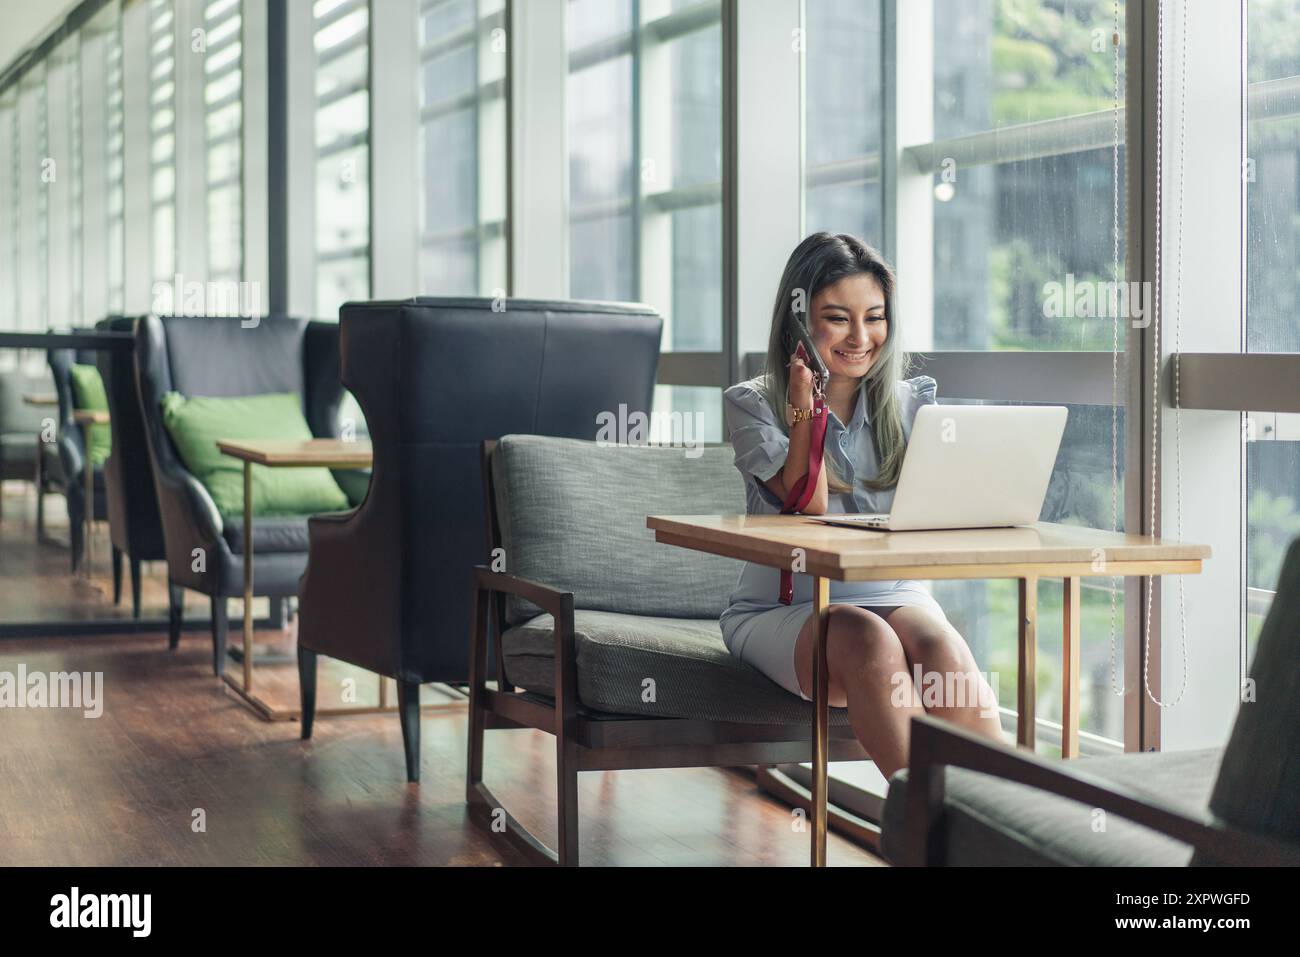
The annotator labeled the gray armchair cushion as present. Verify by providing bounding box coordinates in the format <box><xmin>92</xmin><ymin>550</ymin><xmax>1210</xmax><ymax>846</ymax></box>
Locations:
<box><xmin>502</xmin><ymin>608</ymin><xmax>853</xmax><ymax>725</ymax></box>
<box><xmin>222</xmin><ymin>517</ymin><xmax>313</xmax><ymax>555</ymax></box>
<box><xmin>492</xmin><ymin>435</ymin><xmax>745</xmax><ymax>625</ymax></box>
<box><xmin>882</xmin><ymin>746</ymin><xmax>1223</xmax><ymax>866</ymax></box>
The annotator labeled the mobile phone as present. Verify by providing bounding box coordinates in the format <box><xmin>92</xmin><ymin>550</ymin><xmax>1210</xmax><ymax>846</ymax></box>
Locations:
<box><xmin>787</xmin><ymin>313</ymin><xmax>829</xmax><ymax>385</ymax></box>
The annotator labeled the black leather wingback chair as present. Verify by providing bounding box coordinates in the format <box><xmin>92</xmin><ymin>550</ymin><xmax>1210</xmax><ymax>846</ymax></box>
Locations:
<box><xmin>297</xmin><ymin>297</ymin><xmax>662</xmax><ymax>781</ymax></box>
<box><xmin>135</xmin><ymin>314</ymin><xmax>349</xmax><ymax>673</ymax></box>
<box><xmin>95</xmin><ymin>317</ymin><xmax>172</xmax><ymax>621</ymax></box>
<box><xmin>48</xmin><ymin>346</ymin><xmax>108</xmax><ymax>573</ymax></box>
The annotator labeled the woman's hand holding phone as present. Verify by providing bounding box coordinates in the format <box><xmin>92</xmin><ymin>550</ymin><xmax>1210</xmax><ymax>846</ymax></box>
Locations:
<box><xmin>787</xmin><ymin>342</ymin><xmax>815</xmax><ymax>409</ymax></box>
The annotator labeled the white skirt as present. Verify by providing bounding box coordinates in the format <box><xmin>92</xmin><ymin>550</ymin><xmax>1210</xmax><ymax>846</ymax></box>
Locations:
<box><xmin>719</xmin><ymin>582</ymin><xmax>947</xmax><ymax>701</ymax></box>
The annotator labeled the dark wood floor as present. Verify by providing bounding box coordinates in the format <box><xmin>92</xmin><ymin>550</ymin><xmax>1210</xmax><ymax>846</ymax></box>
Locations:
<box><xmin>0</xmin><ymin>486</ymin><xmax>885</xmax><ymax>866</ymax></box>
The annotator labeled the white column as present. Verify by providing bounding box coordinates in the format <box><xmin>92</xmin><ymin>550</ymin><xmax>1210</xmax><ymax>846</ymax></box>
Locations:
<box><xmin>284</xmin><ymin>0</ymin><xmax>316</xmax><ymax>317</ymax></box>
<box><xmin>46</xmin><ymin>53</ymin><xmax>73</xmax><ymax>328</ymax></box>
<box><xmin>242</xmin><ymin>0</ymin><xmax>270</xmax><ymax>306</ymax></box>
<box><xmin>509</xmin><ymin>0</ymin><xmax>568</xmax><ymax>298</ymax></box>
<box><xmin>1157</xmin><ymin>0</ymin><xmax>1244</xmax><ymax>752</ymax></box>
<box><xmin>174</xmin><ymin>0</ymin><xmax>209</xmax><ymax>288</ymax></box>
<box><xmin>19</xmin><ymin>80</ymin><xmax>46</xmax><ymax>331</ymax></box>
<box><xmin>884</xmin><ymin>0</ymin><xmax>933</xmax><ymax>351</ymax></box>
<box><xmin>0</xmin><ymin>98</ymin><xmax>17</xmax><ymax>343</ymax></box>
<box><xmin>123</xmin><ymin>0</ymin><xmax>153</xmax><ymax>313</ymax></box>
<box><xmin>478</xmin><ymin>0</ymin><xmax>510</xmax><ymax>296</ymax></box>
<box><xmin>81</xmin><ymin>32</ymin><xmax>110</xmax><ymax>324</ymax></box>
<box><xmin>735</xmin><ymin>0</ymin><xmax>801</xmax><ymax>359</ymax></box>
<box><xmin>369</xmin><ymin>0</ymin><xmax>419</xmax><ymax>300</ymax></box>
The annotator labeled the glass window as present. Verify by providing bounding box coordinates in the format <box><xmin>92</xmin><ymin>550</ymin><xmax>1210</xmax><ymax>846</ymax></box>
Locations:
<box><xmin>566</xmin><ymin>0</ymin><xmax>723</xmax><ymax>353</ymax></box>
<box><xmin>418</xmin><ymin>0</ymin><xmax>508</xmax><ymax>296</ymax></box>
<box><xmin>1245</xmin><ymin>0</ymin><xmax>1300</xmax><ymax>659</ymax></box>
<box><xmin>931</xmin><ymin>399</ymin><xmax>1126</xmax><ymax>749</ymax></box>
<box><xmin>314</xmin><ymin>0</ymin><xmax>370</xmax><ymax>318</ymax></box>
<box><xmin>803</xmin><ymin>0</ymin><xmax>884</xmax><ymax>243</ymax></box>
<box><xmin>930</xmin><ymin>0</ymin><xmax>1126</xmax><ymax>352</ymax></box>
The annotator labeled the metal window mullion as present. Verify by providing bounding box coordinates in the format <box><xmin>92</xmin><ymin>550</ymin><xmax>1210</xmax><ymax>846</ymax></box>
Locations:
<box><xmin>316</xmin><ymin>30</ymin><xmax>367</xmax><ymax>69</ymax></box>
<box><xmin>314</xmin><ymin>0</ymin><xmax>368</xmax><ymax>34</ymax></box>
<box><xmin>315</xmin><ymin>128</ymin><xmax>368</xmax><ymax>159</ymax></box>
<box><xmin>316</xmin><ymin>76</ymin><xmax>368</xmax><ymax>111</ymax></box>
<box><xmin>204</xmin><ymin>87</ymin><xmax>242</xmax><ymax>115</ymax></box>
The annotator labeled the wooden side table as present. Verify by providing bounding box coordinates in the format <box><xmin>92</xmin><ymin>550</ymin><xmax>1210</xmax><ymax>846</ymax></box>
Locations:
<box><xmin>647</xmin><ymin>514</ymin><xmax>1210</xmax><ymax>866</ymax></box>
<box><xmin>214</xmin><ymin>438</ymin><xmax>373</xmax><ymax>720</ymax></box>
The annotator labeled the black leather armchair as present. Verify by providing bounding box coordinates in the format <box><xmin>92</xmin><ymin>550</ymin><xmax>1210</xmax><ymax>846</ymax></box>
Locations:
<box><xmin>135</xmin><ymin>314</ymin><xmax>349</xmax><ymax>673</ymax></box>
<box><xmin>48</xmin><ymin>346</ymin><xmax>108</xmax><ymax>573</ymax></box>
<box><xmin>95</xmin><ymin>317</ymin><xmax>171</xmax><ymax>620</ymax></box>
<box><xmin>297</xmin><ymin>297</ymin><xmax>662</xmax><ymax>782</ymax></box>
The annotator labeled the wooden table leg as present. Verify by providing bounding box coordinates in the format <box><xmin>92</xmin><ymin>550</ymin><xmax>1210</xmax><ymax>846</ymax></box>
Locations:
<box><xmin>34</xmin><ymin>434</ymin><xmax>44</xmax><ymax>542</ymax></box>
<box><xmin>1062</xmin><ymin>576</ymin><xmax>1081</xmax><ymax>758</ymax></box>
<box><xmin>811</xmin><ymin>575</ymin><xmax>830</xmax><ymax>867</ymax></box>
<box><xmin>1017</xmin><ymin>576</ymin><xmax>1037</xmax><ymax>750</ymax></box>
<box><xmin>242</xmin><ymin>461</ymin><xmax>253</xmax><ymax>694</ymax></box>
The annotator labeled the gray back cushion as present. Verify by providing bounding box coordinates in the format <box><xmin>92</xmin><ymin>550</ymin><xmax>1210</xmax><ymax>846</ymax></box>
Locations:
<box><xmin>492</xmin><ymin>435</ymin><xmax>744</xmax><ymax>624</ymax></box>
<box><xmin>1193</xmin><ymin>536</ymin><xmax>1300</xmax><ymax>862</ymax></box>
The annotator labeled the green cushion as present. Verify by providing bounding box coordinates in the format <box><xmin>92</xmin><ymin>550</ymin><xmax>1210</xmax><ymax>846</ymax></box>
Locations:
<box><xmin>160</xmin><ymin>391</ymin><xmax>349</xmax><ymax>519</ymax></box>
<box><xmin>69</xmin><ymin>364</ymin><xmax>112</xmax><ymax>467</ymax></box>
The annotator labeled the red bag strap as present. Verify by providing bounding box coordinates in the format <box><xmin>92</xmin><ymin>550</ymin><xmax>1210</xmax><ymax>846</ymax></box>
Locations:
<box><xmin>777</xmin><ymin>393</ymin><xmax>829</xmax><ymax>604</ymax></box>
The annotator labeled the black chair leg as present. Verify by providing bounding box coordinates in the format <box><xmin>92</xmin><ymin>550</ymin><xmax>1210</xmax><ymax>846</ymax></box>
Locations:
<box><xmin>397</xmin><ymin>680</ymin><xmax>421</xmax><ymax>783</ymax></box>
<box><xmin>298</xmin><ymin>646</ymin><xmax>318</xmax><ymax>740</ymax></box>
<box><xmin>210</xmin><ymin>597</ymin><xmax>228</xmax><ymax>676</ymax></box>
<box><xmin>130</xmin><ymin>558</ymin><xmax>142</xmax><ymax>619</ymax></box>
<box><xmin>167</xmin><ymin>584</ymin><xmax>183</xmax><ymax>649</ymax></box>
<box><xmin>112</xmin><ymin>548</ymin><xmax>123</xmax><ymax>604</ymax></box>
<box><xmin>69</xmin><ymin>519</ymin><xmax>81</xmax><ymax>573</ymax></box>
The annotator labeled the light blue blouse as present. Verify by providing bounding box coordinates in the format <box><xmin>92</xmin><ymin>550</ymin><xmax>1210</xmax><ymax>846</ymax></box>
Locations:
<box><xmin>719</xmin><ymin>373</ymin><xmax>941</xmax><ymax>632</ymax></box>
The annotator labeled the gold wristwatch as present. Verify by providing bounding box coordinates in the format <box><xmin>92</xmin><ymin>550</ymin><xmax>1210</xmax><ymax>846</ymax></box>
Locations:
<box><xmin>785</xmin><ymin>403</ymin><xmax>814</xmax><ymax>426</ymax></box>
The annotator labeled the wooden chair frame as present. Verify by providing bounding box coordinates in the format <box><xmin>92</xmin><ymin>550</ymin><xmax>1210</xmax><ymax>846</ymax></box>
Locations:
<box><xmin>466</xmin><ymin>440</ymin><xmax>871</xmax><ymax>866</ymax></box>
<box><xmin>903</xmin><ymin>713</ymin><xmax>1300</xmax><ymax>867</ymax></box>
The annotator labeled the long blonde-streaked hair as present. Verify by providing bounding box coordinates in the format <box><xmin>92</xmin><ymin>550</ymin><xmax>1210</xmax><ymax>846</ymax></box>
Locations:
<box><xmin>758</xmin><ymin>232</ymin><xmax>908</xmax><ymax>492</ymax></box>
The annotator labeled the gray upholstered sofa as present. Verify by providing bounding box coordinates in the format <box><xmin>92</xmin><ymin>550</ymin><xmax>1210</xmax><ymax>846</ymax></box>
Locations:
<box><xmin>0</xmin><ymin>365</ymin><xmax>62</xmax><ymax>530</ymax></box>
<box><xmin>883</xmin><ymin>536</ymin><xmax>1300</xmax><ymax>867</ymax></box>
<box><xmin>468</xmin><ymin>434</ymin><xmax>868</xmax><ymax>866</ymax></box>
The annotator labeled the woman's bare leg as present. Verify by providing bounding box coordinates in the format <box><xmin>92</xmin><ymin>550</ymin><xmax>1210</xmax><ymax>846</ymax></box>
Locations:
<box><xmin>884</xmin><ymin>606</ymin><xmax>1005</xmax><ymax>743</ymax></box>
<box><xmin>792</xmin><ymin>604</ymin><xmax>923</xmax><ymax>780</ymax></box>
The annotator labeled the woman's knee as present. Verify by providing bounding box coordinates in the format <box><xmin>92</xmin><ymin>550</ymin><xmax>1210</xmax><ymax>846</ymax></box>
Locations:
<box><xmin>824</xmin><ymin>605</ymin><xmax>906</xmax><ymax>675</ymax></box>
<box><xmin>890</xmin><ymin>609</ymin><xmax>975</xmax><ymax>669</ymax></box>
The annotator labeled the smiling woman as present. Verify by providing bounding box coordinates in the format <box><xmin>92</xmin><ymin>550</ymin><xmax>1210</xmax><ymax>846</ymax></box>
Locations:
<box><xmin>719</xmin><ymin>231</ymin><xmax>1004</xmax><ymax>779</ymax></box>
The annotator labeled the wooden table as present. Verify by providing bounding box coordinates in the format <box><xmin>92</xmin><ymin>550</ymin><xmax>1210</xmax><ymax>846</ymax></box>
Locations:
<box><xmin>215</xmin><ymin>438</ymin><xmax>373</xmax><ymax>720</ymax></box>
<box><xmin>646</xmin><ymin>514</ymin><xmax>1210</xmax><ymax>867</ymax></box>
<box><xmin>22</xmin><ymin>393</ymin><xmax>58</xmax><ymax>543</ymax></box>
<box><xmin>72</xmin><ymin>408</ymin><xmax>110</xmax><ymax>577</ymax></box>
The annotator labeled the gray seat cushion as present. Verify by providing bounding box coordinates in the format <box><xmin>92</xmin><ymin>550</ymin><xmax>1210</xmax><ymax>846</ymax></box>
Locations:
<box><xmin>502</xmin><ymin>608</ymin><xmax>852</xmax><ymax>725</ymax></box>
<box><xmin>222</xmin><ymin>516</ymin><xmax>311</xmax><ymax>555</ymax></box>
<box><xmin>881</xmin><ymin>746</ymin><xmax>1223</xmax><ymax>866</ymax></box>
<box><xmin>492</xmin><ymin>435</ymin><xmax>745</xmax><ymax>625</ymax></box>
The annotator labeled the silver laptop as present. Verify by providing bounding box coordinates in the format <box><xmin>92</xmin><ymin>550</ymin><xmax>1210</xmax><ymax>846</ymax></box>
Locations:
<box><xmin>813</xmin><ymin>404</ymin><xmax>1068</xmax><ymax>532</ymax></box>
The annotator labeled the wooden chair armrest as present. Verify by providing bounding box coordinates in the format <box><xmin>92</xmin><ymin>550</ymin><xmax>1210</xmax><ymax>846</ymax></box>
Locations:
<box><xmin>902</xmin><ymin>714</ymin><xmax>1300</xmax><ymax>867</ymax></box>
<box><xmin>471</xmin><ymin>567</ymin><xmax>578</xmax><ymax>713</ymax></box>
